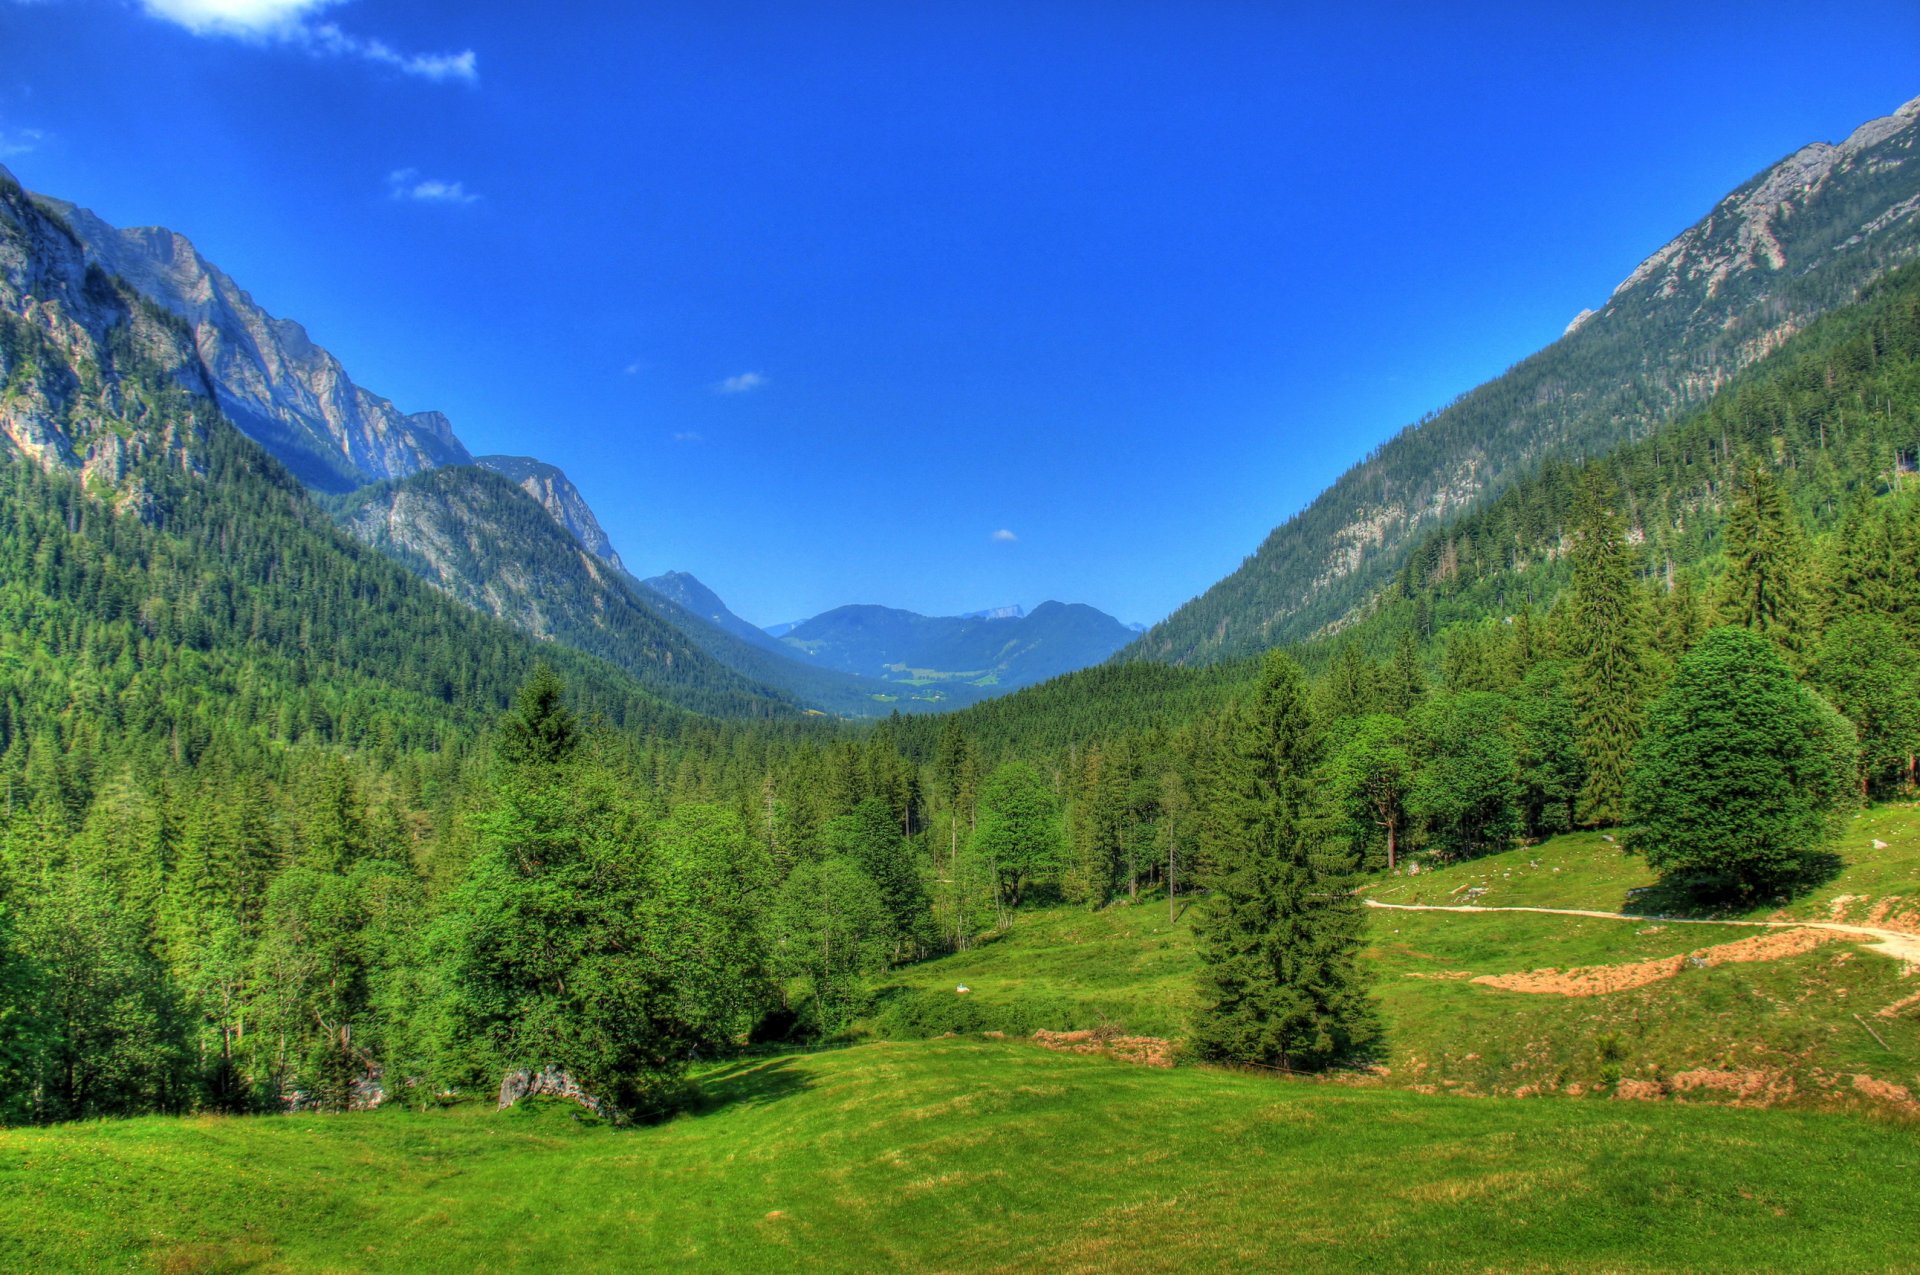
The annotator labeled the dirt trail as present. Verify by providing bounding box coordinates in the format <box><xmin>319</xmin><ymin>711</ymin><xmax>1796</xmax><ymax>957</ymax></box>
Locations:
<box><xmin>1364</xmin><ymin>899</ymin><xmax>1920</xmax><ymax>965</ymax></box>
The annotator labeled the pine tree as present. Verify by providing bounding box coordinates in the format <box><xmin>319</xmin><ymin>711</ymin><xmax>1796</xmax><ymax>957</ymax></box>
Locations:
<box><xmin>1716</xmin><ymin>465</ymin><xmax>1811</xmax><ymax>659</ymax></box>
<box><xmin>1382</xmin><ymin>631</ymin><xmax>1428</xmax><ymax>717</ymax></box>
<box><xmin>1191</xmin><ymin>651</ymin><xmax>1376</xmax><ymax>1070</ymax></box>
<box><xmin>1565</xmin><ymin>471</ymin><xmax>1655</xmax><ymax>826</ymax></box>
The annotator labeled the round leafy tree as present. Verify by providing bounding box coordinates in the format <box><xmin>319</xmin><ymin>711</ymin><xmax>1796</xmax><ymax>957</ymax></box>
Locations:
<box><xmin>1626</xmin><ymin>626</ymin><xmax>1855</xmax><ymax>899</ymax></box>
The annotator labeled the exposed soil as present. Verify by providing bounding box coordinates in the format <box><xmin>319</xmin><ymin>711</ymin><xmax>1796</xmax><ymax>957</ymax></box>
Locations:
<box><xmin>1030</xmin><ymin>1029</ymin><xmax>1176</xmax><ymax>1068</ymax></box>
<box><xmin>1471</xmin><ymin>927</ymin><xmax>1846</xmax><ymax>997</ymax></box>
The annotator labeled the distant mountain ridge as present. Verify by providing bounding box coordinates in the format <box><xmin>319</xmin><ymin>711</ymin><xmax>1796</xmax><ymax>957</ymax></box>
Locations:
<box><xmin>1130</xmin><ymin>93</ymin><xmax>1920</xmax><ymax>665</ymax></box>
<box><xmin>776</xmin><ymin>599</ymin><xmax>1136</xmax><ymax>692</ymax></box>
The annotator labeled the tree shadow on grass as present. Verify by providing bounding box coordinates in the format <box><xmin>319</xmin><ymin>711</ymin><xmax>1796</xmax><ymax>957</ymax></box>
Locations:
<box><xmin>1618</xmin><ymin>851</ymin><xmax>1847</xmax><ymax>919</ymax></box>
<box><xmin>686</xmin><ymin>1057</ymin><xmax>814</xmax><ymax>1117</ymax></box>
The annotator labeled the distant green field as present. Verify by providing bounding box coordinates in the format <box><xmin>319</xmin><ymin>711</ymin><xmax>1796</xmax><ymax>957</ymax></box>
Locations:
<box><xmin>867</xmin><ymin>806</ymin><xmax>1920</xmax><ymax>1107</ymax></box>
<box><xmin>4</xmin><ymin>1038</ymin><xmax>1917</xmax><ymax>1274</ymax></box>
<box><xmin>1365</xmin><ymin>805</ymin><xmax>1920</xmax><ymax>929</ymax></box>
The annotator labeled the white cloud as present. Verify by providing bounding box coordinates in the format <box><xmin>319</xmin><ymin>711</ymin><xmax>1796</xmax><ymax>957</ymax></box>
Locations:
<box><xmin>314</xmin><ymin>24</ymin><xmax>477</xmax><ymax>83</ymax></box>
<box><xmin>991</xmin><ymin>529</ymin><xmax>1018</xmax><ymax>543</ymax></box>
<box><xmin>713</xmin><ymin>371</ymin><xmax>766</xmax><ymax>395</ymax></box>
<box><xmin>139</xmin><ymin>1</ymin><xmax>477</xmax><ymax>85</ymax></box>
<box><xmin>0</xmin><ymin>126</ymin><xmax>46</xmax><ymax>159</ymax></box>
<box><xmin>387</xmin><ymin>168</ymin><xmax>479</xmax><ymax>205</ymax></box>
<box><xmin>141</xmin><ymin>0</ymin><xmax>333</xmax><ymax>36</ymax></box>
<box><xmin>672</xmin><ymin>431</ymin><xmax>703</xmax><ymax>443</ymax></box>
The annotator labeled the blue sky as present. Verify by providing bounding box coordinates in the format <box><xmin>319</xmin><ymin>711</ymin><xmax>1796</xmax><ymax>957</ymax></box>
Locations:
<box><xmin>3</xmin><ymin>2</ymin><xmax>1918</xmax><ymax>627</ymax></box>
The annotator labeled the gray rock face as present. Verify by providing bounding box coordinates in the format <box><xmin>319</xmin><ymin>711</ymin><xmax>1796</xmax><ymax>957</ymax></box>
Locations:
<box><xmin>0</xmin><ymin>169</ymin><xmax>216</xmax><ymax>499</ymax></box>
<box><xmin>475</xmin><ymin>454</ymin><xmax>625</xmax><ymax>572</ymax></box>
<box><xmin>28</xmin><ymin>193</ymin><xmax>472</xmax><ymax>491</ymax></box>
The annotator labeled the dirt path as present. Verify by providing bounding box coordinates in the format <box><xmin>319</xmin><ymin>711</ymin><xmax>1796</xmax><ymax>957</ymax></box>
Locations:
<box><xmin>1363</xmin><ymin>899</ymin><xmax>1920</xmax><ymax>965</ymax></box>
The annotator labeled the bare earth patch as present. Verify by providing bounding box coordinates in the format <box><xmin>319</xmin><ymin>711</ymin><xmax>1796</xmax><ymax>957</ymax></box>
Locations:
<box><xmin>1030</xmin><ymin>1029</ymin><xmax>1176</xmax><ymax>1068</ymax></box>
<box><xmin>1472</xmin><ymin>927</ymin><xmax>1845</xmax><ymax>997</ymax></box>
<box><xmin>1877</xmin><ymin>989</ymin><xmax>1920</xmax><ymax>1019</ymax></box>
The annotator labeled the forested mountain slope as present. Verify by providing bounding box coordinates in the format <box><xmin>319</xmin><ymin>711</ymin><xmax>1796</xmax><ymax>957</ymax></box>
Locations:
<box><xmin>474</xmin><ymin>454</ymin><xmax>626</xmax><ymax>573</ymax></box>
<box><xmin>1132</xmin><ymin>94</ymin><xmax>1920</xmax><ymax>664</ymax></box>
<box><xmin>1369</xmin><ymin>259</ymin><xmax>1920</xmax><ymax>648</ymax></box>
<box><xmin>0</xmin><ymin>169</ymin><xmax>751</xmax><ymax>750</ymax></box>
<box><xmin>330</xmin><ymin>466</ymin><xmax>800</xmax><ymax>717</ymax></box>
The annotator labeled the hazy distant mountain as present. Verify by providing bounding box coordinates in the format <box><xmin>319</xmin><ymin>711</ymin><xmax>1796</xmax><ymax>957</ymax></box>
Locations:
<box><xmin>1132</xmin><ymin>94</ymin><xmax>1920</xmax><ymax>664</ymax></box>
<box><xmin>778</xmin><ymin>600</ymin><xmax>1135</xmax><ymax>691</ymax></box>
<box><xmin>643</xmin><ymin>571</ymin><xmax>788</xmax><ymax>653</ymax></box>
<box><xmin>960</xmin><ymin>604</ymin><xmax>1025</xmax><ymax>621</ymax></box>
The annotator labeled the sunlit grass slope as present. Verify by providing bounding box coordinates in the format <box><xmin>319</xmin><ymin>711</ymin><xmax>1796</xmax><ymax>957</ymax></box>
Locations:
<box><xmin>868</xmin><ymin>807</ymin><xmax>1920</xmax><ymax>1106</ymax></box>
<box><xmin>4</xmin><ymin>1038</ymin><xmax>1918</xmax><ymax>1274</ymax></box>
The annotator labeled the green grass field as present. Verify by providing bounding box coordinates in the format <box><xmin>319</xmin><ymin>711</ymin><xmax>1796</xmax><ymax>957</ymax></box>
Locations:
<box><xmin>7</xmin><ymin>812</ymin><xmax>1918</xmax><ymax>1272</ymax></box>
<box><xmin>866</xmin><ymin>807</ymin><xmax>1920</xmax><ymax>1108</ymax></box>
<box><xmin>4</xmin><ymin>1038</ymin><xmax>1918</xmax><ymax>1274</ymax></box>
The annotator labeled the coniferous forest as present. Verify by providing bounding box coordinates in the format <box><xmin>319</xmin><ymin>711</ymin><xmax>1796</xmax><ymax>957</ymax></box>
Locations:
<box><xmin>3</xmin><ymin>212</ymin><xmax>1919</xmax><ymax>1125</ymax></box>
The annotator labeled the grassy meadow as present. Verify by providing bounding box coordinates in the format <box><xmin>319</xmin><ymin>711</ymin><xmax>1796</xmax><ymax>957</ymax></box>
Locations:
<box><xmin>6</xmin><ymin>812</ymin><xmax>1918</xmax><ymax>1273</ymax></box>
<box><xmin>4</xmin><ymin>1038</ymin><xmax>1919</xmax><ymax>1274</ymax></box>
<box><xmin>867</xmin><ymin>809</ymin><xmax>1920</xmax><ymax>1108</ymax></box>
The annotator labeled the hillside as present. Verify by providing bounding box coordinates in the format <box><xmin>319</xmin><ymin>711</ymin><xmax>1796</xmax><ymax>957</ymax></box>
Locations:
<box><xmin>1133</xmin><ymin>94</ymin><xmax>1920</xmax><ymax>664</ymax></box>
<box><xmin>475</xmin><ymin>455</ymin><xmax>627</xmax><ymax>573</ymax></box>
<box><xmin>867</xmin><ymin>809</ymin><xmax>1920</xmax><ymax>1114</ymax></box>
<box><xmin>0</xmin><ymin>168</ymin><xmax>707</xmax><ymax>748</ymax></box>
<box><xmin>3</xmin><ymin>1038</ymin><xmax>1915</xmax><ymax>1273</ymax></box>
<box><xmin>330</xmin><ymin>467</ymin><xmax>798</xmax><ymax>719</ymax></box>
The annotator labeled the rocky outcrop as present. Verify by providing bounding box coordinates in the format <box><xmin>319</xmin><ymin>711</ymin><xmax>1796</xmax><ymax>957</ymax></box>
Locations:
<box><xmin>475</xmin><ymin>454</ymin><xmax>625</xmax><ymax>571</ymax></box>
<box><xmin>29</xmin><ymin>193</ymin><xmax>472</xmax><ymax>491</ymax></box>
<box><xmin>497</xmin><ymin>1065</ymin><xmax>606</xmax><ymax>1117</ymax></box>
<box><xmin>0</xmin><ymin>166</ymin><xmax>216</xmax><ymax>495</ymax></box>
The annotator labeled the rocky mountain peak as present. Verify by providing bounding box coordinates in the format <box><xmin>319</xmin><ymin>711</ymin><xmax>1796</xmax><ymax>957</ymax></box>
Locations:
<box><xmin>1607</xmin><ymin>94</ymin><xmax>1920</xmax><ymax>308</ymax></box>
<box><xmin>25</xmin><ymin>188</ymin><xmax>472</xmax><ymax>491</ymax></box>
<box><xmin>474</xmin><ymin>455</ymin><xmax>625</xmax><ymax>573</ymax></box>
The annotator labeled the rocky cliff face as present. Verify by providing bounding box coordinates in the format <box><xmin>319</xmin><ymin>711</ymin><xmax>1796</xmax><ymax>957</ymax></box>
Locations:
<box><xmin>475</xmin><ymin>455</ymin><xmax>625</xmax><ymax>573</ymax></box>
<box><xmin>1132</xmin><ymin>94</ymin><xmax>1920</xmax><ymax>664</ymax></box>
<box><xmin>0</xmin><ymin>168</ymin><xmax>218</xmax><ymax>503</ymax></box>
<box><xmin>29</xmin><ymin>192</ymin><xmax>472</xmax><ymax>492</ymax></box>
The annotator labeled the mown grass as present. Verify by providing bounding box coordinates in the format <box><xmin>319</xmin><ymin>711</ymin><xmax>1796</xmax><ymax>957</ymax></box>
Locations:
<box><xmin>4</xmin><ymin>1038</ymin><xmax>1918</xmax><ymax>1273</ymax></box>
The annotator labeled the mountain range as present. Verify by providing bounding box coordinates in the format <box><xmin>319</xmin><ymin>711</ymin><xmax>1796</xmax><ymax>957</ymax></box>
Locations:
<box><xmin>11</xmin><ymin>165</ymin><xmax>1133</xmax><ymax>716</ymax></box>
<box><xmin>7</xmin><ymin>94</ymin><xmax>1920</xmax><ymax>723</ymax></box>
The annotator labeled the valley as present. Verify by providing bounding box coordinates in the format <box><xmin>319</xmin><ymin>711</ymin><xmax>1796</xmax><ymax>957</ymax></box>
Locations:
<box><xmin>2</xmin><ymin>16</ymin><xmax>1919</xmax><ymax>1273</ymax></box>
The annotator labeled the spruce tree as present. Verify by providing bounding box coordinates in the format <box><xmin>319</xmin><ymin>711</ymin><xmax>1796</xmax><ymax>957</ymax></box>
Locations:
<box><xmin>1716</xmin><ymin>465</ymin><xmax>1811</xmax><ymax>659</ymax></box>
<box><xmin>1192</xmin><ymin>651</ymin><xmax>1376</xmax><ymax>1070</ymax></box>
<box><xmin>1565</xmin><ymin>470</ymin><xmax>1655</xmax><ymax>826</ymax></box>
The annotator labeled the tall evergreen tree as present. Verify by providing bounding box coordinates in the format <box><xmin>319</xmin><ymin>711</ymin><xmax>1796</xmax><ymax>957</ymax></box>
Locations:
<box><xmin>1191</xmin><ymin>652</ymin><xmax>1376</xmax><ymax>1070</ymax></box>
<box><xmin>1565</xmin><ymin>470</ymin><xmax>1655</xmax><ymax>826</ymax></box>
<box><xmin>1716</xmin><ymin>465</ymin><xmax>1811</xmax><ymax>658</ymax></box>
